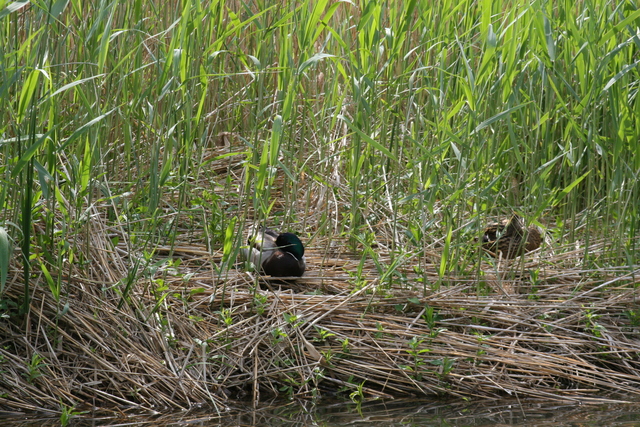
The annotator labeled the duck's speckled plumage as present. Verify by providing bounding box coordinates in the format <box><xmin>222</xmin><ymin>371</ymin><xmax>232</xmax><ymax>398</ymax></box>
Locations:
<box><xmin>241</xmin><ymin>227</ymin><xmax>306</xmax><ymax>277</ymax></box>
<box><xmin>481</xmin><ymin>215</ymin><xmax>541</xmax><ymax>259</ymax></box>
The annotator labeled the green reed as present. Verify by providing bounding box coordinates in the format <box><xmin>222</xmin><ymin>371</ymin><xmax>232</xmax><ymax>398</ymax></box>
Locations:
<box><xmin>0</xmin><ymin>0</ymin><xmax>638</xmax><ymax>313</ymax></box>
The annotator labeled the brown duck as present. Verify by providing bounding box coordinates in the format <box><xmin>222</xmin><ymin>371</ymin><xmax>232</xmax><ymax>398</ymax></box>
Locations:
<box><xmin>481</xmin><ymin>214</ymin><xmax>541</xmax><ymax>259</ymax></box>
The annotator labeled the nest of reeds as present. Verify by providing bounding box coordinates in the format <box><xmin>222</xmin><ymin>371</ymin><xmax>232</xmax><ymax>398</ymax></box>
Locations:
<box><xmin>0</xmin><ymin>142</ymin><xmax>639</xmax><ymax>414</ymax></box>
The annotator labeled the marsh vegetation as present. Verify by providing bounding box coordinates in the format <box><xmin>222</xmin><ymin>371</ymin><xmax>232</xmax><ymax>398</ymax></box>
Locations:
<box><xmin>0</xmin><ymin>0</ymin><xmax>639</xmax><ymax>417</ymax></box>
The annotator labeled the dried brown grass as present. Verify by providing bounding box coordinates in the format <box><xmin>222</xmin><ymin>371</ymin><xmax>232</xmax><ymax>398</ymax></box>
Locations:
<box><xmin>0</xmin><ymin>146</ymin><xmax>639</xmax><ymax>413</ymax></box>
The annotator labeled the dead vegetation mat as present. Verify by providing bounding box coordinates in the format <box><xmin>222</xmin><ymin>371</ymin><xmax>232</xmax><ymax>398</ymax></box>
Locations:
<box><xmin>1</xmin><ymin>145</ymin><xmax>639</xmax><ymax>413</ymax></box>
<box><xmin>1</xmin><ymin>226</ymin><xmax>639</xmax><ymax>414</ymax></box>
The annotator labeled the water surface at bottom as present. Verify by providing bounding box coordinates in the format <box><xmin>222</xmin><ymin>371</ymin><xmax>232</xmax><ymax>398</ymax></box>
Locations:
<box><xmin>3</xmin><ymin>396</ymin><xmax>640</xmax><ymax>426</ymax></box>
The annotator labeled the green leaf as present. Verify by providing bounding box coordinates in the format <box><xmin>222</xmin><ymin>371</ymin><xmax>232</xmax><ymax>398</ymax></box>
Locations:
<box><xmin>222</xmin><ymin>217</ymin><xmax>238</xmax><ymax>264</ymax></box>
<box><xmin>0</xmin><ymin>0</ymin><xmax>30</xmax><ymax>20</ymax></box>
<box><xmin>603</xmin><ymin>59</ymin><xmax>640</xmax><ymax>91</ymax></box>
<box><xmin>559</xmin><ymin>170</ymin><xmax>590</xmax><ymax>198</ymax></box>
<box><xmin>17</xmin><ymin>69</ymin><xmax>41</xmax><ymax>124</ymax></box>
<box><xmin>471</xmin><ymin>103</ymin><xmax>531</xmax><ymax>135</ymax></box>
<box><xmin>48</xmin><ymin>0</ymin><xmax>70</xmax><ymax>22</ymax></box>
<box><xmin>298</xmin><ymin>53</ymin><xmax>335</xmax><ymax>74</ymax></box>
<box><xmin>12</xmin><ymin>133</ymin><xmax>52</xmax><ymax>179</ymax></box>
<box><xmin>79</xmin><ymin>138</ymin><xmax>92</xmax><ymax>195</ymax></box>
<box><xmin>338</xmin><ymin>115</ymin><xmax>398</xmax><ymax>161</ymax></box>
<box><xmin>543</xmin><ymin>15</ymin><xmax>555</xmax><ymax>61</ymax></box>
<box><xmin>39</xmin><ymin>260</ymin><xmax>59</xmax><ymax>302</ymax></box>
<box><xmin>0</xmin><ymin>227</ymin><xmax>10</xmax><ymax>293</ymax></box>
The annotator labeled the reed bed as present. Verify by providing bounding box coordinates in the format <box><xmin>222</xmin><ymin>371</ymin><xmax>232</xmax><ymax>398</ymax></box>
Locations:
<box><xmin>1</xmin><ymin>0</ymin><xmax>640</xmax><ymax>417</ymax></box>
<box><xmin>0</xmin><ymin>168</ymin><xmax>638</xmax><ymax>414</ymax></box>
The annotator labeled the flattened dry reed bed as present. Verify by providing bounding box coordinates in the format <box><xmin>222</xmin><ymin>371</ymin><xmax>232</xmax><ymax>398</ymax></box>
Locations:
<box><xmin>0</xmin><ymin>211</ymin><xmax>639</xmax><ymax>413</ymax></box>
<box><xmin>1</xmin><ymin>144</ymin><xmax>638</xmax><ymax>413</ymax></box>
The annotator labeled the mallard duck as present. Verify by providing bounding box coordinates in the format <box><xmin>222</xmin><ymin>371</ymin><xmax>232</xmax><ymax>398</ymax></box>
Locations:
<box><xmin>481</xmin><ymin>214</ymin><xmax>541</xmax><ymax>259</ymax></box>
<box><xmin>241</xmin><ymin>227</ymin><xmax>306</xmax><ymax>277</ymax></box>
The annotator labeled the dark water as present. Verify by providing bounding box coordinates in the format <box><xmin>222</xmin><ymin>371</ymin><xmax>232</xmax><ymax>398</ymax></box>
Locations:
<box><xmin>3</xmin><ymin>397</ymin><xmax>640</xmax><ymax>426</ymax></box>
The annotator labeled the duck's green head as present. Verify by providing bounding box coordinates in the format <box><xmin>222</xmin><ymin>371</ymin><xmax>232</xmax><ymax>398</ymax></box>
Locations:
<box><xmin>276</xmin><ymin>232</ymin><xmax>305</xmax><ymax>259</ymax></box>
